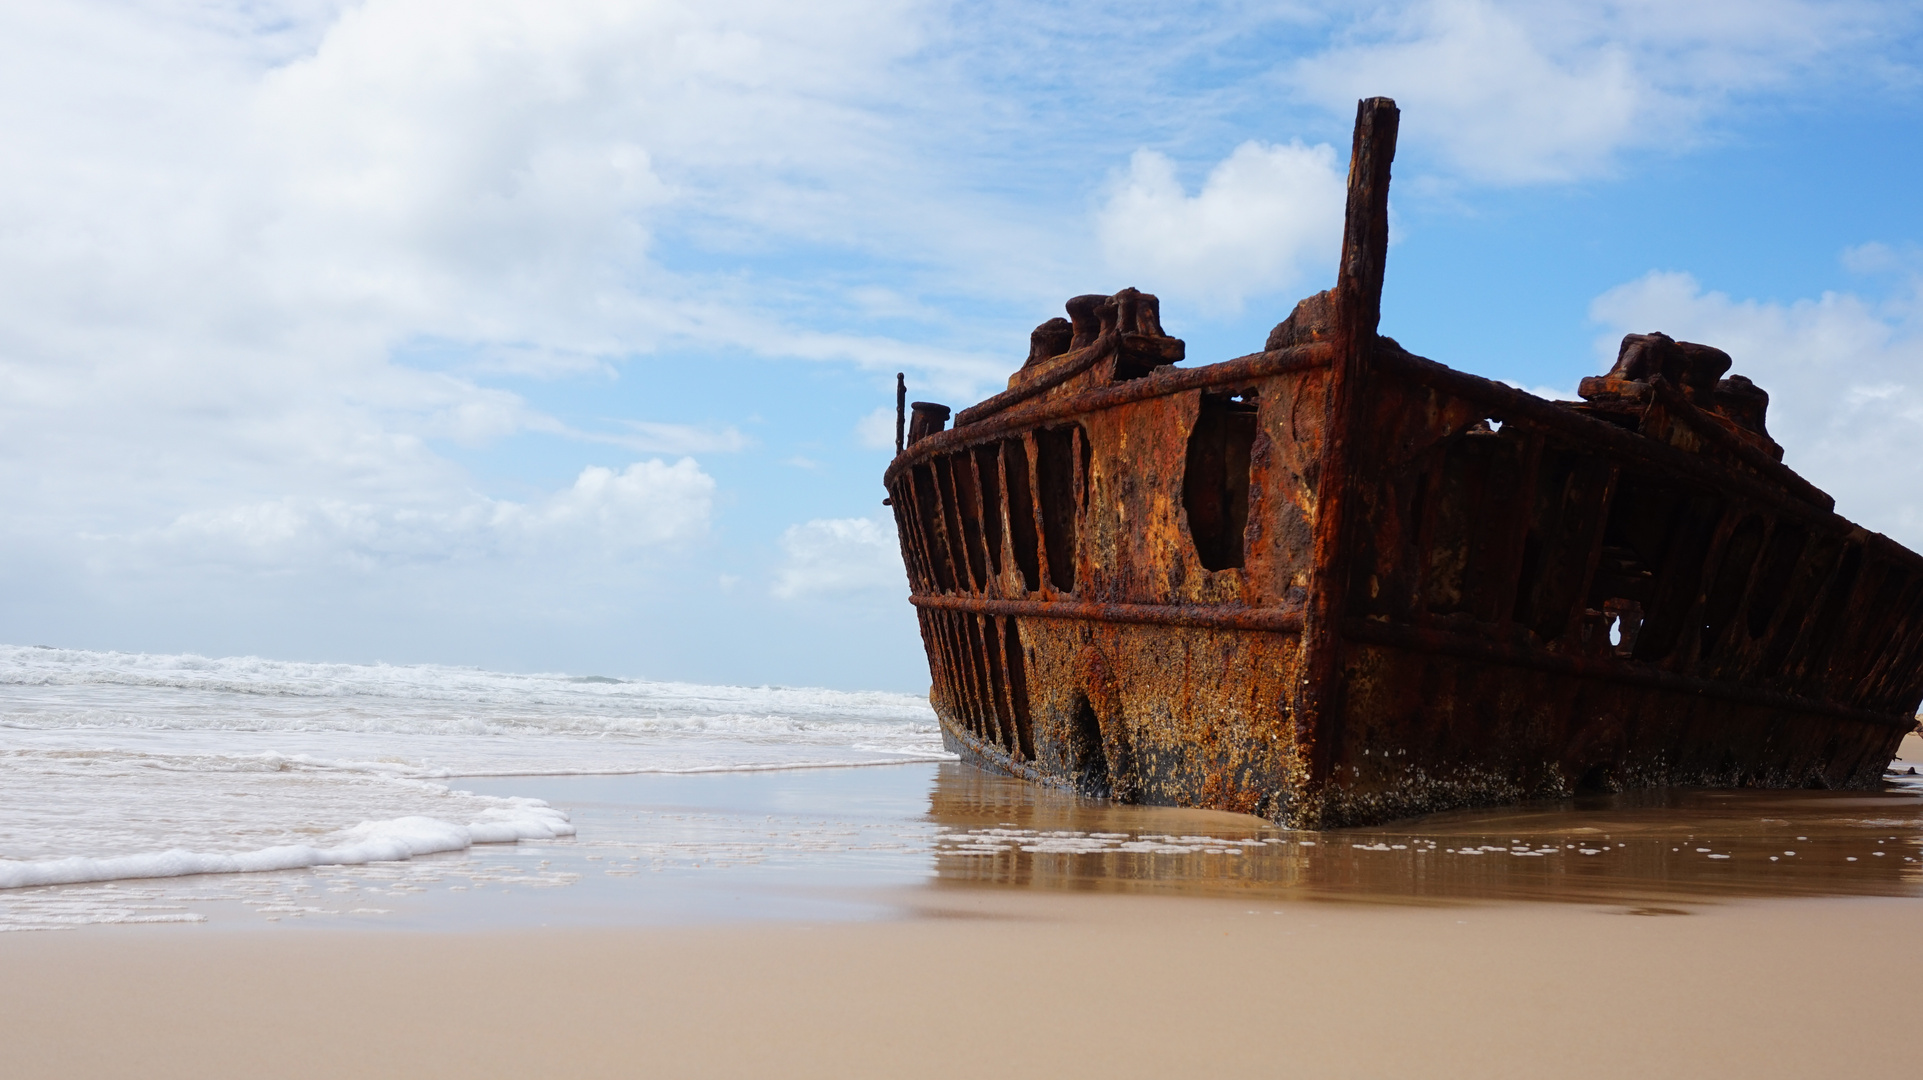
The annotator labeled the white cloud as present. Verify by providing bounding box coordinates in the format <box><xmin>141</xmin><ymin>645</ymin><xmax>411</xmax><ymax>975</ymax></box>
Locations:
<box><xmin>1841</xmin><ymin>241</ymin><xmax>1923</xmax><ymax>277</ymax></box>
<box><xmin>507</xmin><ymin>458</ymin><xmax>714</xmax><ymax>550</ymax></box>
<box><xmin>1096</xmin><ymin>140</ymin><xmax>1346</xmax><ymax>311</ymax></box>
<box><xmin>1500</xmin><ymin>380</ymin><xmax>1579</xmax><ymax>402</ymax></box>
<box><xmin>772</xmin><ymin>517</ymin><xmax>905</xmax><ymax>599</ymax></box>
<box><xmin>855</xmin><ymin>406</ymin><xmax>899</xmax><ymax>451</ymax></box>
<box><xmin>609</xmin><ymin>421</ymin><xmax>751</xmax><ymax>454</ymax></box>
<box><xmin>1589</xmin><ymin>269</ymin><xmax>1923</xmax><ymax>542</ymax></box>
<box><xmin>0</xmin><ymin>1</ymin><xmax>975</xmax><ymax>569</ymax></box>
<box><xmin>1292</xmin><ymin>1</ymin><xmax>1644</xmax><ymax>183</ymax></box>
<box><xmin>142</xmin><ymin>458</ymin><xmax>714</xmax><ymax>570</ymax></box>
<box><xmin>1290</xmin><ymin>0</ymin><xmax>1903</xmax><ymax>183</ymax></box>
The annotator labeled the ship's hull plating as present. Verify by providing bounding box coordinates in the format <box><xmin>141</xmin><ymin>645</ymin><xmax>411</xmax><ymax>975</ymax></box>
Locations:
<box><xmin>890</xmin><ymin>338</ymin><xmax>1922</xmax><ymax>829</ymax></box>
<box><xmin>930</xmin><ymin>624</ymin><xmax>1908</xmax><ymax>830</ymax></box>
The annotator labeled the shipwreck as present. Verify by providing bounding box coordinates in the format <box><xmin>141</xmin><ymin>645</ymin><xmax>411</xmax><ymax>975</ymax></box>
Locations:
<box><xmin>883</xmin><ymin>97</ymin><xmax>1923</xmax><ymax>828</ymax></box>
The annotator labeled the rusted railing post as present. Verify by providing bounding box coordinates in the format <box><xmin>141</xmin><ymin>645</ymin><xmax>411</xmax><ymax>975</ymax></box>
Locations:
<box><xmin>895</xmin><ymin>372</ymin><xmax>907</xmax><ymax>454</ymax></box>
<box><xmin>1294</xmin><ymin>96</ymin><xmax>1400</xmax><ymax>798</ymax></box>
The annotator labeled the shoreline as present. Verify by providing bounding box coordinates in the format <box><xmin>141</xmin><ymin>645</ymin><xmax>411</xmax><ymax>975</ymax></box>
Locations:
<box><xmin>1</xmin><ymin>735</ymin><xmax>1917</xmax><ymax>1076</ymax></box>
<box><xmin>3</xmin><ymin>731</ymin><xmax>1919</xmax><ymax>932</ymax></box>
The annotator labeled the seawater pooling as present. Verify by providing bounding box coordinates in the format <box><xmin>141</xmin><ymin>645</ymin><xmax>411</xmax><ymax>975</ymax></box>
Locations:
<box><xmin>2</xmin><ymin>644</ymin><xmax>1921</xmax><ymax>930</ymax></box>
<box><xmin>927</xmin><ymin>760</ymin><xmax>1923</xmax><ymax>907</ymax></box>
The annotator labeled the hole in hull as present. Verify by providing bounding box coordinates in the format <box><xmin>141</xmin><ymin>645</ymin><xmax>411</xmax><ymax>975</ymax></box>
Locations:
<box><xmin>1001</xmin><ymin>438</ymin><xmax>1041</xmax><ymax>593</ymax></box>
<box><xmin>1035</xmin><ymin>426</ymin><xmax>1084</xmax><ymax>592</ymax></box>
<box><xmin>1183</xmin><ymin>392</ymin><xmax>1257</xmax><ymax>572</ymax></box>
<box><xmin>1067</xmin><ymin>695</ymin><xmax>1110</xmax><ymax>798</ymax></box>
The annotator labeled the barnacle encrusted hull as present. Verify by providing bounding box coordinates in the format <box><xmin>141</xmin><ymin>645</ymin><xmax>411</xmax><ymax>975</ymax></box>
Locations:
<box><xmin>882</xmin><ymin>98</ymin><xmax>1923</xmax><ymax>829</ymax></box>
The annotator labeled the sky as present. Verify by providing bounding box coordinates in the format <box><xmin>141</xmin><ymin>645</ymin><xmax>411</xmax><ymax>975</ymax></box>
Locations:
<box><xmin>2</xmin><ymin>0</ymin><xmax>1922</xmax><ymax>691</ymax></box>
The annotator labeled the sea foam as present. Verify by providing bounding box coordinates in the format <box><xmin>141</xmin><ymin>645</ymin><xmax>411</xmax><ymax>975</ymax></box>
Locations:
<box><xmin>0</xmin><ymin>802</ymin><xmax>573</xmax><ymax>890</ymax></box>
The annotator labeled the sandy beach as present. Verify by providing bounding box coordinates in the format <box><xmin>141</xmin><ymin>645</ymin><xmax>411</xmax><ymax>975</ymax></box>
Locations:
<box><xmin>1</xmin><ymin>731</ymin><xmax>1918</xmax><ymax>1079</ymax></box>
<box><xmin>1</xmin><ymin>887</ymin><xmax>1917</xmax><ymax>1079</ymax></box>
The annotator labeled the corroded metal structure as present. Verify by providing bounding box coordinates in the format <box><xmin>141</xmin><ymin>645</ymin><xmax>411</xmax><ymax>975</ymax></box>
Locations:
<box><xmin>883</xmin><ymin>97</ymin><xmax>1923</xmax><ymax>828</ymax></box>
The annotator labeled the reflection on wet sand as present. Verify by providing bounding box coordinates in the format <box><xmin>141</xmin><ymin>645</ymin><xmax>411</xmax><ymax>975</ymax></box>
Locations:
<box><xmin>926</xmin><ymin>761</ymin><xmax>1923</xmax><ymax>906</ymax></box>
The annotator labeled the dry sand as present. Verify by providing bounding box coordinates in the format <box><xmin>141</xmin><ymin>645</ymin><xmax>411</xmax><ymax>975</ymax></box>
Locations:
<box><xmin>2</xmin><ymin>885</ymin><xmax>1917</xmax><ymax>1080</ymax></box>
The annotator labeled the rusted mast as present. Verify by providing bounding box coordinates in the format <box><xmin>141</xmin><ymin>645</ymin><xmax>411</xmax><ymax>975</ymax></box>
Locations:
<box><xmin>1294</xmin><ymin>97</ymin><xmax>1400</xmax><ymax>798</ymax></box>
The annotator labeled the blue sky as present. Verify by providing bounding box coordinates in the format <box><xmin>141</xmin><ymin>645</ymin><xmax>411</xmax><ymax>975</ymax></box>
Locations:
<box><xmin>3</xmin><ymin>0</ymin><xmax>1922</xmax><ymax>690</ymax></box>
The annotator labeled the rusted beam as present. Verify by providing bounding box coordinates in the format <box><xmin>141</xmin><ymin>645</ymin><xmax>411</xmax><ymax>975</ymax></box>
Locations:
<box><xmin>942</xmin><ymin>720</ymin><xmax>1056</xmax><ymax>790</ymax></box>
<box><xmin>1334</xmin><ymin>97</ymin><xmax>1399</xmax><ymax>338</ymax></box>
<box><xmin>911</xmin><ymin>594</ymin><xmax>1306</xmax><ymax>633</ymax></box>
<box><xmin>902</xmin><ymin>475</ymin><xmax>943</xmax><ymax>592</ymax></box>
<box><xmin>932</xmin><ymin>455</ymin><xmax>978</xmax><ymax>592</ymax></box>
<box><xmin>1487</xmin><ymin>430</ymin><xmax>1545</xmax><ymax>631</ymax></box>
<box><xmin>980</xmin><ymin>615</ymin><xmax>1018</xmax><ymax>756</ymax></box>
<box><xmin>999</xmin><ymin>437</ymin><xmax>1041</xmax><ymax>593</ymax></box>
<box><xmin>953</xmin><ymin>332</ymin><xmax>1119</xmax><ymax>428</ymax></box>
<box><xmin>998</xmin><ymin>616</ymin><xmax>1036</xmax><ymax>760</ymax></box>
<box><xmin>886</xmin><ymin>343</ymin><xmax>1332</xmax><ymax>485</ymax></box>
<box><xmin>1020</xmin><ymin>430</ymin><xmax>1052</xmax><ymax>595</ymax></box>
<box><xmin>905</xmin><ymin>464</ymin><xmax>954</xmax><ymax>592</ymax></box>
<box><xmin>1644</xmin><ymin>376</ymin><xmax>1834</xmax><ymax>512</ymax></box>
<box><xmin>1341</xmin><ymin>617</ymin><xmax>1918</xmax><ymax>731</ymax></box>
<box><xmin>1384</xmin><ymin>345</ymin><xmax>1837</xmax><ymax>517</ymax></box>
<box><xmin>963</xmin><ymin>613</ymin><xmax>1006</xmax><ymax>748</ymax></box>
<box><xmin>1564</xmin><ymin>463</ymin><xmax>1621</xmax><ymax>647</ymax></box>
<box><xmin>937</xmin><ymin>612</ymin><xmax>987</xmax><ymax>737</ymax></box>
<box><xmin>1297</xmin><ymin>96</ymin><xmax>1401</xmax><ymax>784</ymax></box>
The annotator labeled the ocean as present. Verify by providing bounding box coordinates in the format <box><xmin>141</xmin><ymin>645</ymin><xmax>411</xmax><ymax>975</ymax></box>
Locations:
<box><xmin>0</xmin><ymin>643</ymin><xmax>947</xmax><ymax>928</ymax></box>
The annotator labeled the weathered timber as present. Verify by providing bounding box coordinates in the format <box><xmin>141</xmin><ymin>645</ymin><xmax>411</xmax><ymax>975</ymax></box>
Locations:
<box><xmin>882</xmin><ymin>96</ymin><xmax>1923</xmax><ymax>828</ymax></box>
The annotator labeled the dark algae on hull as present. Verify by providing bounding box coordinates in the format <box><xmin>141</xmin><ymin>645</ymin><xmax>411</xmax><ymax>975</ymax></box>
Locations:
<box><xmin>883</xmin><ymin>97</ymin><xmax>1923</xmax><ymax>829</ymax></box>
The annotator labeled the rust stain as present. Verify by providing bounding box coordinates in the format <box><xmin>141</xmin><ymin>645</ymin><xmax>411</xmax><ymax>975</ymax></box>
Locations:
<box><xmin>883</xmin><ymin>97</ymin><xmax>1923</xmax><ymax>829</ymax></box>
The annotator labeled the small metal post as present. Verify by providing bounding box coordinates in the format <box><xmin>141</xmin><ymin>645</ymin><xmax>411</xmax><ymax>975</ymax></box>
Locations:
<box><xmin>895</xmin><ymin>373</ymin><xmax>906</xmax><ymax>454</ymax></box>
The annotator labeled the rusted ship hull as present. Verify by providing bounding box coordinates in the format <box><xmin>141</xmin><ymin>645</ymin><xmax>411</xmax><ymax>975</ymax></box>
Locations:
<box><xmin>884</xmin><ymin>98</ymin><xmax>1923</xmax><ymax>829</ymax></box>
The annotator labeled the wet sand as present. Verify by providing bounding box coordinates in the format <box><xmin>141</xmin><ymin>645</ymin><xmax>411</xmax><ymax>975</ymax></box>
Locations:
<box><xmin>1</xmin><ymin>731</ymin><xmax>1918</xmax><ymax>1078</ymax></box>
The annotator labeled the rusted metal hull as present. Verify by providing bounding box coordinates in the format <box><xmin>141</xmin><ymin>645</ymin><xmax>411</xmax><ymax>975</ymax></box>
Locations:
<box><xmin>884</xmin><ymin>98</ymin><xmax>1923</xmax><ymax>828</ymax></box>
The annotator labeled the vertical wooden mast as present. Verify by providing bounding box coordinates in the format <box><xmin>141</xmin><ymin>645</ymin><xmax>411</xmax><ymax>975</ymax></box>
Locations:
<box><xmin>1292</xmin><ymin>97</ymin><xmax>1399</xmax><ymax>805</ymax></box>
